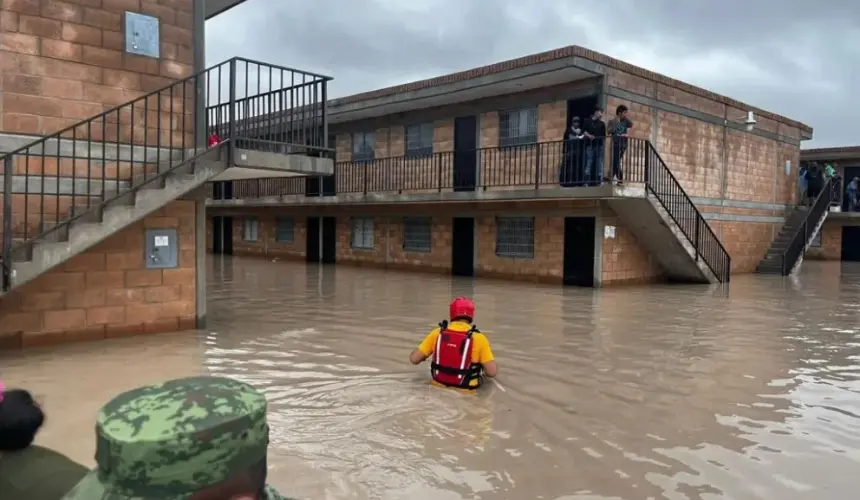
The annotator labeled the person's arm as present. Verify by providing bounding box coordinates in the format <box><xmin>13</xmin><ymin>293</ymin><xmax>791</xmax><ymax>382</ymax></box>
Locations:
<box><xmin>476</xmin><ymin>335</ymin><xmax>497</xmax><ymax>378</ymax></box>
<box><xmin>410</xmin><ymin>330</ymin><xmax>438</xmax><ymax>364</ymax></box>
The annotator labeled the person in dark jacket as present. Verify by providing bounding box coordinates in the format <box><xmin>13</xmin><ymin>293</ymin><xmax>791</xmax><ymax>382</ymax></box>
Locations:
<box><xmin>0</xmin><ymin>385</ymin><xmax>89</xmax><ymax>500</ymax></box>
<box><xmin>581</xmin><ymin>106</ymin><xmax>607</xmax><ymax>186</ymax></box>
<box><xmin>805</xmin><ymin>163</ymin><xmax>824</xmax><ymax>204</ymax></box>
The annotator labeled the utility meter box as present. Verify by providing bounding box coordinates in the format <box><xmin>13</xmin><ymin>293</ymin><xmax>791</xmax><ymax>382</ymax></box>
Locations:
<box><xmin>144</xmin><ymin>228</ymin><xmax>179</xmax><ymax>269</ymax></box>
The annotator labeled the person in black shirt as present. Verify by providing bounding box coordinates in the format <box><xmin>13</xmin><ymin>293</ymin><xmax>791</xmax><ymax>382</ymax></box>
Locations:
<box><xmin>581</xmin><ymin>106</ymin><xmax>606</xmax><ymax>186</ymax></box>
<box><xmin>608</xmin><ymin>104</ymin><xmax>634</xmax><ymax>185</ymax></box>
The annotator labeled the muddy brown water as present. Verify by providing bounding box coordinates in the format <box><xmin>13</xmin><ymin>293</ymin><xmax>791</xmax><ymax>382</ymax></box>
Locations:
<box><xmin>3</xmin><ymin>256</ymin><xmax>860</xmax><ymax>499</ymax></box>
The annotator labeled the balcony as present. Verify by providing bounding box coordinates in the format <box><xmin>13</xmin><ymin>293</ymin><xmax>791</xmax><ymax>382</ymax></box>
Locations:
<box><xmin>208</xmin><ymin>138</ymin><xmax>655</xmax><ymax>204</ymax></box>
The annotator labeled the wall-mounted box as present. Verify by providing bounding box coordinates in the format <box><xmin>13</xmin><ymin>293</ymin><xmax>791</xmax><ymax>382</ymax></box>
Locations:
<box><xmin>144</xmin><ymin>228</ymin><xmax>178</xmax><ymax>269</ymax></box>
<box><xmin>124</xmin><ymin>11</ymin><xmax>160</xmax><ymax>59</ymax></box>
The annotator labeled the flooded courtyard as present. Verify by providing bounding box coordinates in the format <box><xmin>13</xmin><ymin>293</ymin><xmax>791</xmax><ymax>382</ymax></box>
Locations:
<box><xmin>3</xmin><ymin>256</ymin><xmax>860</xmax><ymax>499</ymax></box>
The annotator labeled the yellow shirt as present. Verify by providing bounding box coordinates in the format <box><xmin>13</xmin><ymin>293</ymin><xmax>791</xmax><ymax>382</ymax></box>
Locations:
<box><xmin>418</xmin><ymin>321</ymin><xmax>494</xmax><ymax>388</ymax></box>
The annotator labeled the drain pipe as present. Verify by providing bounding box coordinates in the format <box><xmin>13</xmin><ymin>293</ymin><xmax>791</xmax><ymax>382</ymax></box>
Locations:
<box><xmin>718</xmin><ymin>105</ymin><xmax>729</xmax><ymax>239</ymax></box>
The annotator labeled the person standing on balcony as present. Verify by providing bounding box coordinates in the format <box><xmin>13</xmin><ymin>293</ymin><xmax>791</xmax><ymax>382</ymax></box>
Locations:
<box><xmin>847</xmin><ymin>177</ymin><xmax>858</xmax><ymax>212</ymax></box>
<box><xmin>581</xmin><ymin>106</ymin><xmax>606</xmax><ymax>186</ymax></box>
<box><xmin>560</xmin><ymin>116</ymin><xmax>585</xmax><ymax>187</ymax></box>
<box><xmin>608</xmin><ymin>105</ymin><xmax>634</xmax><ymax>186</ymax></box>
<box><xmin>805</xmin><ymin>163</ymin><xmax>824</xmax><ymax>205</ymax></box>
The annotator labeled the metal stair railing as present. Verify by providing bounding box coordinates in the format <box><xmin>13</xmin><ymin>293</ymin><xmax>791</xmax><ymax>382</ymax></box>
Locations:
<box><xmin>1</xmin><ymin>57</ymin><xmax>332</xmax><ymax>291</ymax></box>
<box><xmin>781</xmin><ymin>177</ymin><xmax>833</xmax><ymax>275</ymax></box>
<box><xmin>642</xmin><ymin>141</ymin><xmax>731</xmax><ymax>283</ymax></box>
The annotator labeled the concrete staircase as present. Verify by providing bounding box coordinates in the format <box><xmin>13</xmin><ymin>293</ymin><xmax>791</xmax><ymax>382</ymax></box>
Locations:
<box><xmin>609</xmin><ymin>192</ymin><xmax>719</xmax><ymax>284</ymax></box>
<box><xmin>756</xmin><ymin>205</ymin><xmax>828</xmax><ymax>275</ymax></box>
<box><xmin>4</xmin><ymin>147</ymin><xmax>227</xmax><ymax>294</ymax></box>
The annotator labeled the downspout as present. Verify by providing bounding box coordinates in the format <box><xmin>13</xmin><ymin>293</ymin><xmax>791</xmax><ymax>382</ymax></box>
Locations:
<box><xmin>718</xmin><ymin>105</ymin><xmax>729</xmax><ymax>239</ymax></box>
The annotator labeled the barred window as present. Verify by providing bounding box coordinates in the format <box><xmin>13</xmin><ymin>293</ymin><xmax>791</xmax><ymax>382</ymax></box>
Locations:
<box><xmin>275</xmin><ymin>217</ymin><xmax>294</xmax><ymax>243</ymax></box>
<box><xmin>351</xmin><ymin>217</ymin><xmax>374</xmax><ymax>249</ymax></box>
<box><xmin>243</xmin><ymin>217</ymin><xmax>259</xmax><ymax>242</ymax></box>
<box><xmin>405</xmin><ymin>123</ymin><xmax>434</xmax><ymax>157</ymax></box>
<box><xmin>499</xmin><ymin>108</ymin><xmax>537</xmax><ymax>147</ymax></box>
<box><xmin>495</xmin><ymin>217</ymin><xmax>535</xmax><ymax>258</ymax></box>
<box><xmin>402</xmin><ymin>217</ymin><xmax>432</xmax><ymax>252</ymax></box>
<box><xmin>352</xmin><ymin>132</ymin><xmax>375</xmax><ymax>161</ymax></box>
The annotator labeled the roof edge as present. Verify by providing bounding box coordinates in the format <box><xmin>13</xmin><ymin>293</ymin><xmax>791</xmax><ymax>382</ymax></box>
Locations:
<box><xmin>329</xmin><ymin>45</ymin><xmax>812</xmax><ymax>134</ymax></box>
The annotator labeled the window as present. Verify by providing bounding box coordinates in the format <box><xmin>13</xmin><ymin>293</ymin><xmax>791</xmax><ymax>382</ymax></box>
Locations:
<box><xmin>351</xmin><ymin>217</ymin><xmax>374</xmax><ymax>249</ymax></box>
<box><xmin>495</xmin><ymin>217</ymin><xmax>535</xmax><ymax>258</ymax></box>
<box><xmin>275</xmin><ymin>217</ymin><xmax>294</xmax><ymax>243</ymax></box>
<box><xmin>405</xmin><ymin>123</ymin><xmax>434</xmax><ymax>157</ymax></box>
<box><xmin>499</xmin><ymin>108</ymin><xmax>538</xmax><ymax>147</ymax></box>
<box><xmin>403</xmin><ymin>217</ymin><xmax>432</xmax><ymax>252</ymax></box>
<box><xmin>352</xmin><ymin>132</ymin><xmax>375</xmax><ymax>161</ymax></box>
<box><xmin>243</xmin><ymin>217</ymin><xmax>259</xmax><ymax>242</ymax></box>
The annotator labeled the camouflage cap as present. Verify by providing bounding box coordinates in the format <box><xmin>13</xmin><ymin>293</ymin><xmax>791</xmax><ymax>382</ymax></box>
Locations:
<box><xmin>62</xmin><ymin>376</ymin><xmax>273</xmax><ymax>500</ymax></box>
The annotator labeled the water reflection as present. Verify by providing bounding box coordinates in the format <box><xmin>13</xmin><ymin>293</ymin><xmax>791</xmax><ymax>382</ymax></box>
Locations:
<box><xmin>2</xmin><ymin>257</ymin><xmax>860</xmax><ymax>499</ymax></box>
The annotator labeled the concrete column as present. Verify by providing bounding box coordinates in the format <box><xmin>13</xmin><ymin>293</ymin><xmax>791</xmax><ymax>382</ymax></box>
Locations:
<box><xmin>192</xmin><ymin>0</ymin><xmax>207</xmax><ymax>329</ymax></box>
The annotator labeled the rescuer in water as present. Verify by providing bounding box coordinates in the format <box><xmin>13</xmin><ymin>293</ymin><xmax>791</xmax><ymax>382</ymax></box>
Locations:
<box><xmin>409</xmin><ymin>297</ymin><xmax>498</xmax><ymax>389</ymax></box>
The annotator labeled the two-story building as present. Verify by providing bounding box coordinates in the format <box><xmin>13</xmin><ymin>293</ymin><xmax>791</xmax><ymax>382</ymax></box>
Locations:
<box><xmin>208</xmin><ymin>45</ymin><xmax>813</xmax><ymax>287</ymax></box>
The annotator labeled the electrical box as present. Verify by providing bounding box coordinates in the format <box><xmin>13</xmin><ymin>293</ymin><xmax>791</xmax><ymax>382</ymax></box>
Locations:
<box><xmin>124</xmin><ymin>11</ymin><xmax>160</xmax><ymax>59</ymax></box>
<box><xmin>144</xmin><ymin>228</ymin><xmax>178</xmax><ymax>269</ymax></box>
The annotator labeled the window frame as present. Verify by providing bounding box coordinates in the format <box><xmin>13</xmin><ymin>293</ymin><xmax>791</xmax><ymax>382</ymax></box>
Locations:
<box><xmin>274</xmin><ymin>217</ymin><xmax>294</xmax><ymax>244</ymax></box>
<box><xmin>351</xmin><ymin>131</ymin><xmax>376</xmax><ymax>162</ymax></box>
<box><xmin>351</xmin><ymin>217</ymin><xmax>375</xmax><ymax>250</ymax></box>
<box><xmin>402</xmin><ymin>216</ymin><xmax>432</xmax><ymax>253</ymax></box>
<box><xmin>404</xmin><ymin>122</ymin><xmax>434</xmax><ymax>158</ymax></box>
<box><xmin>498</xmin><ymin>107</ymin><xmax>538</xmax><ymax>148</ymax></box>
<box><xmin>494</xmin><ymin>216</ymin><xmax>535</xmax><ymax>259</ymax></box>
<box><xmin>243</xmin><ymin>217</ymin><xmax>259</xmax><ymax>242</ymax></box>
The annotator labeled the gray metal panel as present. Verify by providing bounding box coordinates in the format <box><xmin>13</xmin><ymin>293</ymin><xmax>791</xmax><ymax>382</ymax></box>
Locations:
<box><xmin>124</xmin><ymin>11</ymin><xmax>160</xmax><ymax>59</ymax></box>
<box><xmin>144</xmin><ymin>228</ymin><xmax>179</xmax><ymax>269</ymax></box>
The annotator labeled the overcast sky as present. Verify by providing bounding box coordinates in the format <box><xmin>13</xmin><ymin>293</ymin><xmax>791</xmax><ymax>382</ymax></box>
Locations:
<box><xmin>206</xmin><ymin>0</ymin><xmax>859</xmax><ymax>149</ymax></box>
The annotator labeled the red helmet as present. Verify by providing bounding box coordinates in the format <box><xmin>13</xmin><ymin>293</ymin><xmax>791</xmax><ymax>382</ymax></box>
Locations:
<box><xmin>449</xmin><ymin>297</ymin><xmax>475</xmax><ymax>321</ymax></box>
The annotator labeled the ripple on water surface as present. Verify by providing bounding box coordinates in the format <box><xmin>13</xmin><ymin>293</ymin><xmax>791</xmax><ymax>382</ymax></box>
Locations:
<box><xmin>4</xmin><ymin>257</ymin><xmax>860</xmax><ymax>499</ymax></box>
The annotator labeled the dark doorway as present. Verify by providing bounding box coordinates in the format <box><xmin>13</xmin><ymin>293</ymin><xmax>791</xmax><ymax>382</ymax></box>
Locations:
<box><xmin>321</xmin><ymin>216</ymin><xmax>337</xmax><ymax>263</ymax></box>
<box><xmin>842</xmin><ymin>166</ymin><xmax>860</xmax><ymax>212</ymax></box>
<box><xmin>563</xmin><ymin>216</ymin><xmax>595</xmax><ymax>287</ymax></box>
<box><xmin>453</xmin><ymin>116</ymin><xmax>478</xmax><ymax>191</ymax></box>
<box><xmin>213</xmin><ymin>181</ymin><xmax>233</xmax><ymax>200</ymax></box>
<box><xmin>451</xmin><ymin>217</ymin><xmax>475</xmax><ymax>276</ymax></box>
<box><xmin>305</xmin><ymin>177</ymin><xmax>321</xmax><ymax>197</ymax></box>
<box><xmin>842</xmin><ymin>226</ymin><xmax>860</xmax><ymax>262</ymax></box>
<box><xmin>212</xmin><ymin>216</ymin><xmax>233</xmax><ymax>255</ymax></box>
<box><xmin>306</xmin><ymin>216</ymin><xmax>320</xmax><ymax>263</ymax></box>
<box><xmin>561</xmin><ymin>95</ymin><xmax>600</xmax><ymax>187</ymax></box>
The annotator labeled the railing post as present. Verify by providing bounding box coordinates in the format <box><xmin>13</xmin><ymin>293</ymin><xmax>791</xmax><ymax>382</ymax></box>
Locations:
<box><xmin>2</xmin><ymin>155</ymin><xmax>12</xmax><ymax>291</ymax></box>
<box><xmin>437</xmin><ymin>153</ymin><xmax>442</xmax><ymax>193</ymax></box>
<box><xmin>694</xmin><ymin>219</ymin><xmax>700</xmax><ymax>261</ymax></box>
<box><xmin>534</xmin><ymin>142</ymin><xmax>541</xmax><ymax>189</ymax></box>
<box><xmin>321</xmin><ymin>81</ymin><xmax>329</xmax><ymax>157</ymax></box>
<box><xmin>644</xmin><ymin>142</ymin><xmax>651</xmax><ymax>185</ymax></box>
<box><xmin>363</xmin><ymin>161</ymin><xmax>368</xmax><ymax>195</ymax></box>
<box><xmin>228</xmin><ymin>58</ymin><xmax>237</xmax><ymax>166</ymax></box>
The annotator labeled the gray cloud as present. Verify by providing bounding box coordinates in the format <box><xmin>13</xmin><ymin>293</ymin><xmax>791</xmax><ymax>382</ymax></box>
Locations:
<box><xmin>206</xmin><ymin>0</ymin><xmax>860</xmax><ymax>147</ymax></box>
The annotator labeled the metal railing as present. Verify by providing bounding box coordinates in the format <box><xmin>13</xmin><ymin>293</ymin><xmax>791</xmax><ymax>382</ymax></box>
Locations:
<box><xmin>1</xmin><ymin>57</ymin><xmax>331</xmax><ymax>291</ymax></box>
<box><xmin>641</xmin><ymin>141</ymin><xmax>731</xmax><ymax>283</ymax></box>
<box><xmin>782</xmin><ymin>177</ymin><xmax>833</xmax><ymax>275</ymax></box>
<box><xmin>219</xmin><ymin>137</ymin><xmax>729</xmax><ymax>282</ymax></box>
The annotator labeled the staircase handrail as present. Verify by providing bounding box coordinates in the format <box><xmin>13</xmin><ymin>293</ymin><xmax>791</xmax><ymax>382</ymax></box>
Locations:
<box><xmin>781</xmin><ymin>177</ymin><xmax>833</xmax><ymax>274</ymax></box>
<box><xmin>643</xmin><ymin>141</ymin><xmax>731</xmax><ymax>283</ymax></box>
<box><xmin>2</xmin><ymin>57</ymin><xmax>331</xmax><ymax>292</ymax></box>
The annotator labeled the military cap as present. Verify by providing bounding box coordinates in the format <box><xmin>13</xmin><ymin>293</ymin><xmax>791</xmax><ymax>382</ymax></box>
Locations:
<box><xmin>62</xmin><ymin>376</ymin><xmax>290</xmax><ymax>499</ymax></box>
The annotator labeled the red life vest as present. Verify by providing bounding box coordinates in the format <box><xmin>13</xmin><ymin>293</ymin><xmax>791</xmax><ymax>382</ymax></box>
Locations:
<box><xmin>430</xmin><ymin>321</ymin><xmax>483</xmax><ymax>389</ymax></box>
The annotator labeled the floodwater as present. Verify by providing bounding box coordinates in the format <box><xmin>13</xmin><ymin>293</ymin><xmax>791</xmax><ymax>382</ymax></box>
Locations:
<box><xmin>3</xmin><ymin>257</ymin><xmax>860</xmax><ymax>499</ymax></box>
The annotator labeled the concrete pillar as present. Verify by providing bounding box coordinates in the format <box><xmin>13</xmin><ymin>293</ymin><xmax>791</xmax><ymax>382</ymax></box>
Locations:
<box><xmin>192</xmin><ymin>0</ymin><xmax>207</xmax><ymax>329</ymax></box>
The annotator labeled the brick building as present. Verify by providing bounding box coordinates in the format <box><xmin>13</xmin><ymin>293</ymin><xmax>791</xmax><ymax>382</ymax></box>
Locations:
<box><xmin>800</xmin><ymin>146</ymin><xmax>860</xmax><ymax>263</ymax></box>
<box><xmin>0</xmin><ymin>0</ymin><xmax>331</xmax><ymax>348</ymax></box>
<box><xmin>208</xmin><ymin>45</ymin><xmax>812</xmax><ymax>287</ymax></box>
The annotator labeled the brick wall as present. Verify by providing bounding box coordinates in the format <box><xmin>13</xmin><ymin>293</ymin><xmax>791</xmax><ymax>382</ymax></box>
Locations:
<box><xmin>599</xmin><ymin>211</ymin><xmax>664</xmax><ymax>285</ymax></box>
<box><xmin>0</xmin><ymin>200</ymin><xmax>196</xmax><ymax>349</ymax></box>
<box><xmin>1</xmin><ymin>0</ymin><xmax>194</xmax><ymax>137</ymax></box>
<box><xmin>806</xmin><ymin>223</ymin><xmax>841</xmax><ymax>260</ymax></box>
<box><xmin>231</xmin><ymin>214</ymin><xmax>306</xmax><ymax>260</ymax></box>
<box><xmin>475</xmin><ymin>216</ymin><xmax>565</xmax><ymax>283</ymax></box>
